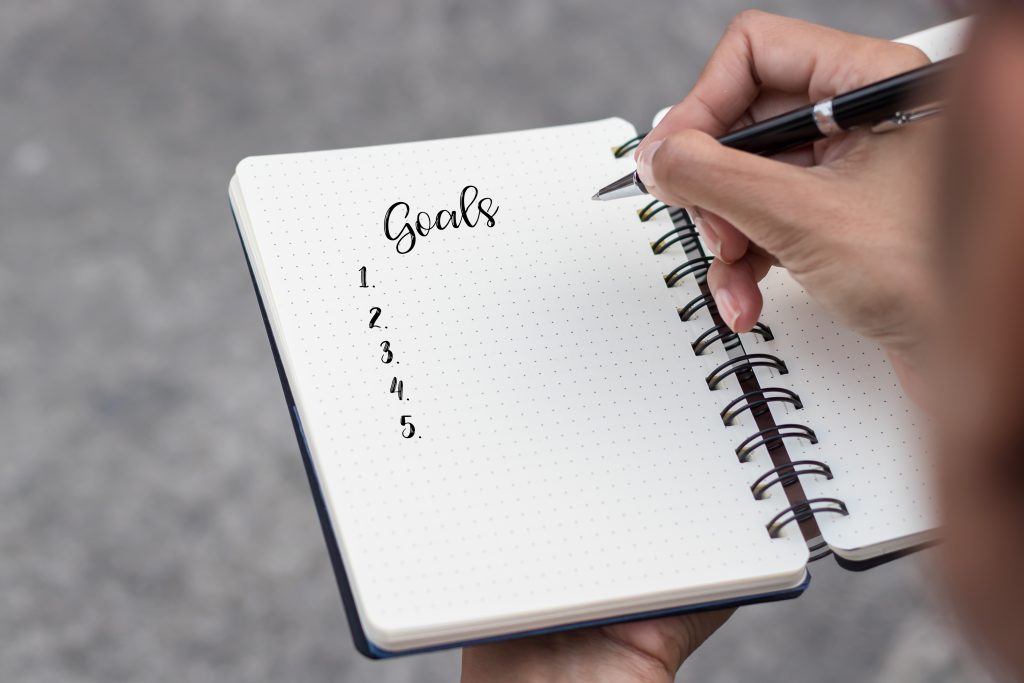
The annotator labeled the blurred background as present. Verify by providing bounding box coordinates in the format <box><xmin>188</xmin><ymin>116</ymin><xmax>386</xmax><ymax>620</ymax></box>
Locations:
<box><xmin>0</xmin><ymin>1</ymin><xmax>991</xmax><ymax>681</ymax></box>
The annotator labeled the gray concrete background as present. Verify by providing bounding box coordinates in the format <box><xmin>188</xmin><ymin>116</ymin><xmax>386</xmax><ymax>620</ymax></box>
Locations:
<box><xmin>0</xmin><ymin>1</ymin><xmax>996</xmax><ymax>681</ymax></box>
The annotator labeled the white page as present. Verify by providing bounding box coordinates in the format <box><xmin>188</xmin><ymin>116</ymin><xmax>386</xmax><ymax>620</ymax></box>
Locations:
<box><xmin>642</xmin><ymin>20</ymin><xmax>961</xmax><ymax>561</ymax></box>
<box><xmin>752</xmin><ymin>269</ymin><xmax>936</xmax><ymax>559</ymax></box>
<box><xmin>232</xmin><ymin>118</ymin><xmax>807</xmax><ymax>651</ymax></box>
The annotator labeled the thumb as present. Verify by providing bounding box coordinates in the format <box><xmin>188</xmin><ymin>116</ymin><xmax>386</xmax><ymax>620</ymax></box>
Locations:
<box><xmin>638</xmin><ymin>129</ymin><xmax>824</xmax><ymax>258</ymax></box>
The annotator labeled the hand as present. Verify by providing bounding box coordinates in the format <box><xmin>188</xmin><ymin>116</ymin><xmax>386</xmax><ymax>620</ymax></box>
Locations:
<box><xmin>634</xmin><ymin>11</ymin><xmax>939</xmax><ymax>381</ymax></box>
<box><xmin>461</xmin><ymin>609</ymin><xmax>731</xmax><ymax>683</ymax></box>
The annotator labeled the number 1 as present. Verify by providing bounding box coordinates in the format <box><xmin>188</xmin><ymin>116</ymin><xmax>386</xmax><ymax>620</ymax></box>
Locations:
<box><xmin>359</xmin><ymin>266</ymin><xmax>368</xmax><ymax>288</ymax></box>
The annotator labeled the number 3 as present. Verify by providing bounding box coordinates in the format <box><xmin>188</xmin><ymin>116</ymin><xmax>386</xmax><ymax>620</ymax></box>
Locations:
<box><xmin>400</xmin><ymin>415</ymin><xmax>415</xmax><ymax>438</ymax></box>
<box><xmin>380</xmin><ymin>341</ymin><xmax>393</xmax><ymax>363</ymax></box>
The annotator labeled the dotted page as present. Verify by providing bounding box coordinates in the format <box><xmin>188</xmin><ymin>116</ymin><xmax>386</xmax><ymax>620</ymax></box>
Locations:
<box><xmin>753</xmin><ymin>268</ymin><xmax>936</xmax><ymax>560</ymax></box>
<box><xmin>232</xmin><ymin>118</ymin><xmax>807</xmax><ymax>651</ymax></box>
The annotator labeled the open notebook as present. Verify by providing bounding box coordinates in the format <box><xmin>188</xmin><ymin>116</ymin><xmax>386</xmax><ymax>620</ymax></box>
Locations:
<box><xmin>229</xmin><ymin>19</ymin><xmax>968</xmax><ymax>657</ymax></box>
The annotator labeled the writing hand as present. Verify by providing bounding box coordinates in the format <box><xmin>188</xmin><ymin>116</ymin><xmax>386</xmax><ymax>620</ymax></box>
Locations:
<box><xmin>635</xmin><ymin>11</ymin><xmax>938</xmax><ymax>391</ymax></box>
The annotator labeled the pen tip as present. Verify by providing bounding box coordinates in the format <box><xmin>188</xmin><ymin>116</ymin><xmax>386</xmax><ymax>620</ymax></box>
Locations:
<box><xmin>591</xmin><ymin>193</ymin><xmax>601</xmax><ymax>201</ymax></box>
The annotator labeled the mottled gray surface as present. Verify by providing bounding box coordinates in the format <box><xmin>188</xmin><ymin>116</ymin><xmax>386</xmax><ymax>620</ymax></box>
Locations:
<box><xmin>0</xmin><ymin>1</ymin><xmax>995</xmax><ymax>681</ymax></box>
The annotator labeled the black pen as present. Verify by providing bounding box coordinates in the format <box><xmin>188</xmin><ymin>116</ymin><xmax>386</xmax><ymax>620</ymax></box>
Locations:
<box><xmin>593</xmin><ymin>57</ymin><xmax>957</xmax><ymax>201</ymax></box>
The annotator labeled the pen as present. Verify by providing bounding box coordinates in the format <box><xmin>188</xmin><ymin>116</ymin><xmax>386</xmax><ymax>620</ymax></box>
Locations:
<box><xmin>593</xmin><ymin>56</ymin><xmax>957</xmax><ymax>201</ymax></box>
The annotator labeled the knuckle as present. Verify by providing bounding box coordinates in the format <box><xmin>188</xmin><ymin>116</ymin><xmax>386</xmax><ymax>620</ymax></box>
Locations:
<box><xmin>727</xmin><ymin>9</ymin><xmax>768</xmax><ymax>33</ymax></box>
<box><xmin>706</xmin><ymin>258</ymin><xmax>727</xmax><ymax>290</ymax></box>
<box><xmin>668</xmin><ymin>129</ymin><xmax>712</xmax><ymax>162</ymax></box>
<box><xmin>850</xmin><ymin>41</ymin><xmax>931</xmax><ymax>85</ymax></box>
<box><xmin>893</xmin><ymin>43</ymin><xmax>931</xmax><ymax>69</ymax></box>
<box><xmin>655</xmin><ymin>130</ymin><xmax>709</xmax><ymax>193</ymax></box>
<box><xmin>651</xmin><ymin>135</ymin><xmax>682</xmax><ymax>188</ymax></box>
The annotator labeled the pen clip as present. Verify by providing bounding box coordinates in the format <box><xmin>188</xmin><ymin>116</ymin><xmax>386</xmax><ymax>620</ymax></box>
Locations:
<box><xmin>870</xmin><ymin>103</ymin><xmax>945</xmax><ymax>133</ymax></box>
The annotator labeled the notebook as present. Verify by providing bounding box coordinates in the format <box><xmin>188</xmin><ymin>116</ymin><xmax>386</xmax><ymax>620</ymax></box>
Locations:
<box><xmin>228</xmin><ymin>19</ymin><xmax>968</xmax><ymax>657</ymax></box>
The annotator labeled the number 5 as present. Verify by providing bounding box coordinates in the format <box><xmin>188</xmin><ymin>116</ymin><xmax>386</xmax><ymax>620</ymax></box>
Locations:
<box><xmin>400</xmin><ymin>415</ymin><xmax>415</xmax><ymax>438</ymax></box>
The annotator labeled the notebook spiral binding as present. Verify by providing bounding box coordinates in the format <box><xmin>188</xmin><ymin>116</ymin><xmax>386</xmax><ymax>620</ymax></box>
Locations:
<box><xmin>615</xmin><ymin>134</ymin><xmax>849</xmax><ymax>560</ymax></box>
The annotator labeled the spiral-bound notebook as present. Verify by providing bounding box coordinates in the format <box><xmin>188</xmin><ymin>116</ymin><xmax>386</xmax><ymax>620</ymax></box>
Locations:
<box><xmin>229</xmin><ymin>20</ymin><xmax>968</xmax><ymax>658</ymax></box>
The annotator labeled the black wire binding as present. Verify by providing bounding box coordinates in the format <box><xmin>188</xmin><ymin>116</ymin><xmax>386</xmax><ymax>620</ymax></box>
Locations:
<box><xmin>639</xmin><ymin>202</ymin><xmax>675</xmax><ymax>222</ymax></box>
<box><xmin>691</xmin><ymin>323</ymin><xmax>738</xmax><ymax>356</ymax></box>
<box><xmin>652</xmin><ymin>225</ymin><xmax>699</xmax><ymax>254</ymax></box>
<box><xmin>649</xmin><ymin>201</ymin><xmax>834</xmax><ymax>547</ymax></box>
<box><xmin>692</xmin><ymin>321</ymin><xmax>774</xmax><ymax>356</ymax></box>
<box><xmin>750</xmin><ymin>460</ymin><xmax>833</xmax><ymax>499</ymax></box>
<box><xmin>613</xmin><ymin>133</ymin><xmax>647</xmax><ymax>158</ymax></box>
<box><xmin>807</xmin><ymin>540</ymin><xmax>833</xmax><ymax>561</ymax></box>
<box><xmin>766</xmin><ymin>498</ymin><xmax>849</xmax><ymax>538</ymax></box>
<box><xmin>720</xmin><ymin>387</ymin><xmax>803</xmax><ymax>425</ymax></box>
<box><xmin>736</xmin><ymin>424</ymin><xmax>817</xmax><ymax>462</ymax></box>
<box><xmin>637</xmin><ymin>199</ymin><xmax>660</xmax><ymax>220</ymax></box>
<box><xmin>639</xmin><ymin>203</ymin><xmax>690</xmax><ymax>224</ymax></box>
<box><xmin>675</xmin><ymin>207</ymin><xmax>692</xmax><ymax>223</ymax></box>
<box><xmin>664</xmin><ymin>256</ymin><xmax>714</xmax><ymax>288</ymax></box>
<box><xmin>678</xmin><ymin>293</ymin><xmax>717</xmax><ymax>321</ymax></box>
<box><xmin>735</xmin><ymin>424</ymin><xmax>818</xmax><ymax>462</ymax></box>
<box><xmin>752</xmin><ymin>322</ymin><xmax>774</xmax><ymax>341</ymax></box>
<box><xmin>706</xmin><ymin>354</ymin><xmax>789</xmax><ymax>390</ymax></box>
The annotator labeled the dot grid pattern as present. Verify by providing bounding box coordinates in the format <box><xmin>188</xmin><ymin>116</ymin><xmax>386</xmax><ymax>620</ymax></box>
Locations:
<box><xmin>643</xmin><ymin>96</ymin><xmax>941</xmax><ymax>561</ymax></box>
<box><xmin>752</xmin><ymin>268</ymin><xmax>937</xmax><ymax>558</ymax></box>
<box><xmin>232</xmin><ymin>118</ymin><xmax>807</xmax><ymax>651</ymax></box>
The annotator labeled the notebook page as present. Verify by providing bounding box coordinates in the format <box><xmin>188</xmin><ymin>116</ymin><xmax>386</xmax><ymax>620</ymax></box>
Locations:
<box><xmin>751</xmin><ymin>270</ymin><xmax>936</xmax><ymax>559</ymax></box>
<box><xmin>640</xmin><ymin>19</ymin><xmax>959</xmax><ymax>561</ymax></box>
<box><xmin>232</xmin><ymin>118</ymin><xmax>807</xmax><ymax>650</ymax></box>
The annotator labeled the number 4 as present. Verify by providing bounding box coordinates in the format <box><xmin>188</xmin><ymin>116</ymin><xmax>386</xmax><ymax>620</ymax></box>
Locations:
<box><xmin>400</xmin><ymin>415</ymin><xmax>415</xmax><ymax>438</ymax></box>
<box><xmin>390</xmin><ymin>377</ymin><xmax>405</xmax><ymax>401</ymax></box>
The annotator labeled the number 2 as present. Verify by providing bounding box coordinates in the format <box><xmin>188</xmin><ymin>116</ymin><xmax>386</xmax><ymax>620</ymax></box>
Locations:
<box><xmin>380</xmin><ymin>341</ymin><xmax>393</xmax><ymax>363</ymax></box>
<box><xmin>400</xmin><ymin>415</ymin><xmax>415</xmax><ymax>438</ymax></box>
<box><xmin>369</xmin><ymin>307</ymin><xmax>382</xmax><ymax>329</ymax></box>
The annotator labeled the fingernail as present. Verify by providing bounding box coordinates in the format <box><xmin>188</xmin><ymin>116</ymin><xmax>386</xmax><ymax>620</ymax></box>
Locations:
<box><xmin>691</xmin><ymin>207</ymin><xmax>722</xmax><ymax>259</ymax></box>
<box><xmin>635</xmin><ymin>139</ymin><xmax>663</xmax><ymax>190</ymax></box>
<box><xmin>714</xmin><ymin>287</ymin><xmax>741</xmax><ymax>331</ymax></box>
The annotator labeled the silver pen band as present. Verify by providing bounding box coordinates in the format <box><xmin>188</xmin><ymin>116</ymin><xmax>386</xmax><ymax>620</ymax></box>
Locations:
<box><xmin>812</xmin><ymin>98</ymin><xmax>844</xmax><ymax>136</ymax></box>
